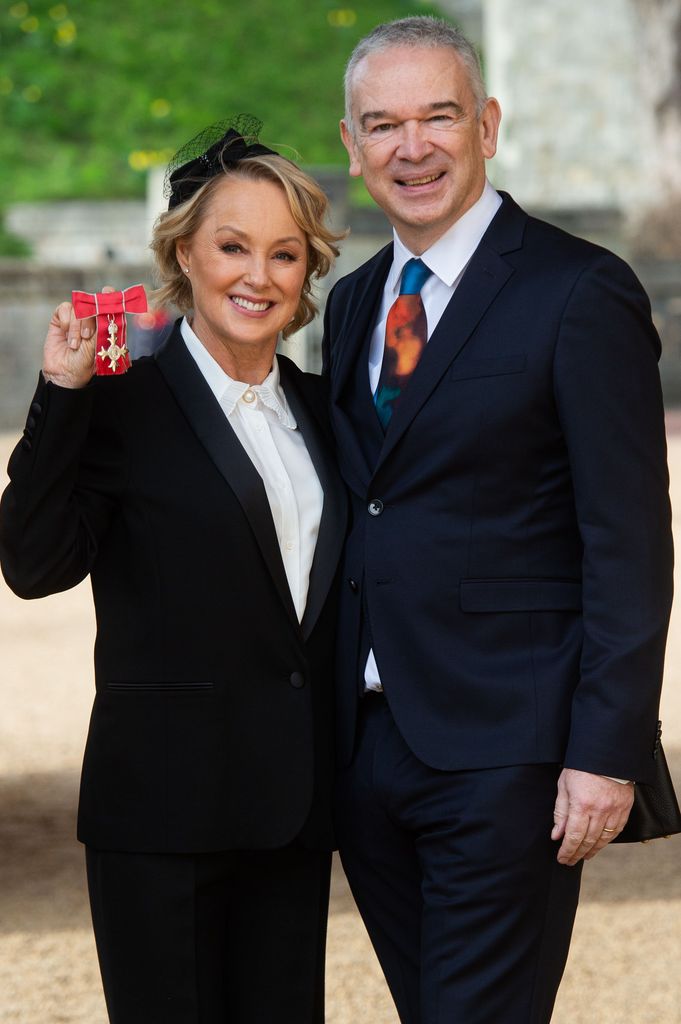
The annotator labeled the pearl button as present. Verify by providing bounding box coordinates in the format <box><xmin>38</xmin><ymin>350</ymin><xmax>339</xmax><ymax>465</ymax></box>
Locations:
<box><xmin>285</xmin><ymin>541</ymin><xmax>294</xmax><ymax>551</ymax></box>
<box><xmin>242</xmin><ymin>389</ymin><xmax>256</xmax><ymax>404</ymax></box>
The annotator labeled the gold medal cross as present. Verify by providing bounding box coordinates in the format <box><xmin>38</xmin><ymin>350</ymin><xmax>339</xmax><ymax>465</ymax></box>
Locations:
<box><xmin>97</xmin><ymin>316</ymin><xmax>129</xmax><ymax>373</ymax></box>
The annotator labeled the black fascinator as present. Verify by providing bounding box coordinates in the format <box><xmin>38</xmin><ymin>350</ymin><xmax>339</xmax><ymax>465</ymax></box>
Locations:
<box><xmin>164</xmin><ymin>115</ymin><xmax>278</xmax><ymax>210</ymax></box>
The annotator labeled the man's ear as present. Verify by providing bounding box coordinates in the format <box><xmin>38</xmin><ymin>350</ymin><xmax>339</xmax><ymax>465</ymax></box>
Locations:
<box><xmin>340</xmin><ymin>118</ymin><xmax>363</xmax><ymax>178</ymax></box>
<box><xmin>479</xmin><ymin>98</ymin><xmax>502</xmax><ymax>160</ymax></box>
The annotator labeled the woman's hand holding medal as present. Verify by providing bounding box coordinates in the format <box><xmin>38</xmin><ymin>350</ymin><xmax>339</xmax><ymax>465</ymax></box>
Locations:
<box><xmin>42</xmin><ymin>285</ymin><xmax>115</xmax><ymax>389</ymax></box>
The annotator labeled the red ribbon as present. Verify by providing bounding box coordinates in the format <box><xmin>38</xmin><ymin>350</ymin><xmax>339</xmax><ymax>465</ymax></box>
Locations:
<box><xmin>72</xmin><ymin>285</ymin><xmax>148</xmax><ymax>376</ymax></box>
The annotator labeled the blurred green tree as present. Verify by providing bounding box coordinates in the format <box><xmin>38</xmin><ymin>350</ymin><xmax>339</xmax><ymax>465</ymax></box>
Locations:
<box><xmin>1</xmin><ymin>0</ymin><xmax>440</xmax><ymax>202</ymax></box>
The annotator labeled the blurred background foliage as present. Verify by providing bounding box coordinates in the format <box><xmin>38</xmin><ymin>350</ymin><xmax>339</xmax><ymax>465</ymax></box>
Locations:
<box><xmin>1</xmin><ymin>0</ymin><xmax>440</xmax><ymax>203</ymax></box>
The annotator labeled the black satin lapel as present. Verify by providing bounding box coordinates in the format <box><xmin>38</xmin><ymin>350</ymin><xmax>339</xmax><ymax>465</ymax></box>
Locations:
<box><xmin>280</xmin><ymin>364</ymin><xmax>347</xmax><ymax>640</ymax></box>
<box><xmin>155</xmin><ymin>328</ymin><xmax>299</xmax><ymax>627</ymax></box>
<box><xmin>374</xmin><ymin>245</ymin><xmax>515</xmax><ymax>473</ymax></box>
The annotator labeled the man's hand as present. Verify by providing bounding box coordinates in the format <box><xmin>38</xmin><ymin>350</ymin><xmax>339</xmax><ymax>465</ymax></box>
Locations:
<box><xmin>551</xmin><ymin>768</ymin><xmax>635</xmax><ymax>866</ymax></box>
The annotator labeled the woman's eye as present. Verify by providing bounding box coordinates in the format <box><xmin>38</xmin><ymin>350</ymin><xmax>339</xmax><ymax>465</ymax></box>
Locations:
<box><xmin>274</xmin><ymin>251</ymin><xmax>297</xmax><ymax>262</ymax></box>
<box><xmin>221</xmin><ymin>243</ymin><xmax>242</xmax><ymax>254</ymax></box>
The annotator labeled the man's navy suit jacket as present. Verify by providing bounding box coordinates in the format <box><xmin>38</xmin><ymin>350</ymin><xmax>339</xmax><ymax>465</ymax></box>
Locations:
<box><xmin>323</xmin><ymin>191</ymin><xmax>673</xmax><ymax>786</ymax></box>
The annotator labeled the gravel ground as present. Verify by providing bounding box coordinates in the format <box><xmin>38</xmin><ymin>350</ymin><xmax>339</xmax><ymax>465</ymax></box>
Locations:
<box><xmin>1</xmin><ymin>425</ymin><xmax>680</xmax><ymax>1024</ymax></box>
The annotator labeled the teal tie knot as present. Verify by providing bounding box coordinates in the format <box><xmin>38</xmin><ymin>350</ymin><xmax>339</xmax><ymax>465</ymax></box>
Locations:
<box><xmin>399</xmin><ymin>258</ymin><xmax>432</xmax><ymax>295</ymax></box>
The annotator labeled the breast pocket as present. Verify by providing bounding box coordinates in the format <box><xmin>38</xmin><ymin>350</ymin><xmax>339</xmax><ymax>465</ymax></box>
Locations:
<box><xmin>449</xmin><ymin>353</ymin><xmax>526</xmax><ymax>382</ymax></box>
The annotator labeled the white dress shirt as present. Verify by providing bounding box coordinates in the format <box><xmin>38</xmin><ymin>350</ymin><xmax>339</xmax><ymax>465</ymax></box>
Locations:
<box><xmin>364</xmin><ymin>180</ymin><xmax>502</xmax><ymax>691</ymax></box>
<box><xmin>181</xmin><ymin>318</ymin><xmax>323</xmax><ymax>623</ymax></box>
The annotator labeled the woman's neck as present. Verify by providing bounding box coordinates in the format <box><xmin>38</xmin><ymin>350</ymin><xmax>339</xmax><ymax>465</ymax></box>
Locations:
<box><xmin>188</xmin><ymin>319</ymin><xmax>277</xmax><ymax>385</ymax></box>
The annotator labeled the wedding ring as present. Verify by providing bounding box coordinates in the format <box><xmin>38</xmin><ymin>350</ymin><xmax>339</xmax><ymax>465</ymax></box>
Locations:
<box><xmin>601</xmin><ymin>827</ymin><xmax>616</xmax><ymax>833</ymax></box>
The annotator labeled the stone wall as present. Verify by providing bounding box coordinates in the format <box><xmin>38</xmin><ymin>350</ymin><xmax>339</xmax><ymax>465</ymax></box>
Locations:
<box><xmin>483</xmin><ymin>0</ymin><xmax>660</xmax><ymax>212</ymax></box>
<box><xmin>642</xmin><ymin>261</ymin><xmax>681</xmax><ymax>404</ymax></box>
<box><xmin>6</xmin><ymin>202</ymin><xmax>149</xmax><ymax>267</ymax></box>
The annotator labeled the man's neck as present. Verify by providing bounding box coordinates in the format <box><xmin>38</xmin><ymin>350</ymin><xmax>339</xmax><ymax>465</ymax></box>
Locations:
<box><xmin>394</xmin><ymin>182</ymin><xmax>490</xmax><ymax>256</ymax></box>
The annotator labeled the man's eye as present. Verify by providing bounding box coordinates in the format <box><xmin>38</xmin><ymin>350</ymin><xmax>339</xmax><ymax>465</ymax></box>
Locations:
<box><xmin>428</xmin><ymin>115</ymin><xmax>453</xmax><ymax>125</ymax></box>
<box><xmin>371</xmin><ymin>123</ymin><xmax>394</xmax><ymax>133</ymax></box>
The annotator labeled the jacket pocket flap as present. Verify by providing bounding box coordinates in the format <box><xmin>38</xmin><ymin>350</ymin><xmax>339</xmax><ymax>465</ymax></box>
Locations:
<box><xmin>460</xmin><ymin>578</ymin><xmax>582</xmax><ymax>612</ymax></box>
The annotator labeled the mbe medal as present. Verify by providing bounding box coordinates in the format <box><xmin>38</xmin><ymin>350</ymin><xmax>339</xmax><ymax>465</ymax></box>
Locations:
<box><xmin>71</xmin><ymin>285</ymin><xmax>148</xmax><ymax>376</ymax></box>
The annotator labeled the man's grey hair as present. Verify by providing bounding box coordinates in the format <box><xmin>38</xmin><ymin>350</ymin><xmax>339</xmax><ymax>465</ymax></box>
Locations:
<box><xmin>344</xmin><ymin>16</ymin><xmax>488</xmax><ymax>133</ymax></box>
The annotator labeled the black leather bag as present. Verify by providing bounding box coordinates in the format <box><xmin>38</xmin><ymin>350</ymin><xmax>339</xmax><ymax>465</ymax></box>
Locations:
<box><xmin>613</xmin><ymin>737</ymin><xmax>681</xmax><ymax>843</ymax></box>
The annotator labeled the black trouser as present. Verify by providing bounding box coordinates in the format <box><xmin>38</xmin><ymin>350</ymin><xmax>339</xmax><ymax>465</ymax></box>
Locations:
<box><xmin>86</xmin><ymin>843</ymin><xmax>331</xmax><ymax>1024</ymax></box>
<box><xmin>336</xmin><ymin>694</ymin><xmax>582</xmax><ymax>1024</ymax></box>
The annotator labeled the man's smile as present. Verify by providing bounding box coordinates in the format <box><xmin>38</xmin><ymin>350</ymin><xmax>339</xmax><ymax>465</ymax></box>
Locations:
<box><xmin>395</xmin><ymin>171</ymin><xmax>445</xmax><ymax>188</ymax></box>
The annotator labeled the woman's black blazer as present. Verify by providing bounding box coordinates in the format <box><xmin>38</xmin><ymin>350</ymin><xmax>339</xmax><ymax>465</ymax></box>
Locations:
<box><xmin>0</xmin><ymin>325</ymin><xmax>346</xmax><ymax>854</ymax></box>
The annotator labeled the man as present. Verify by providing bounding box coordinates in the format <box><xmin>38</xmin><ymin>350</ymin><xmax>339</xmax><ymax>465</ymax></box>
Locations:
<box><xmin>323</xmin><ymin>15</ymin><xmax>673</xmax><ymax>1024</ymax></box>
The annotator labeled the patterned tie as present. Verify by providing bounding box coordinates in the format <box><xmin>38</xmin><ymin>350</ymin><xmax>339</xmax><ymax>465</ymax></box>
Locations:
<box><xmin>374</xmin><ymin>258</ymin><xmax>433</xmax><ymax>430</ymax></box>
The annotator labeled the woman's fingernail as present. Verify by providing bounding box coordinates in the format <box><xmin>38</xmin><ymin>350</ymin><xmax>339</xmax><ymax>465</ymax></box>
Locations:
<box><xmin>81</xmin><ymin>327</ymin><xmax>92</xmax><ymax>339</ymax></box>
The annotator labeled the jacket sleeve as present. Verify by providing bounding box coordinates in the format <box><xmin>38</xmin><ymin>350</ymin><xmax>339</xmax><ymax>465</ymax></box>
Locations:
<box><xmin>0</xmin><ymin>375</ymin><xmax>126</xmax><ymax>599</ymax></box>
<box><xmin>553</xmin><ymin>251</ymin><xmax>674</xmax><ymax>783</ymax></box>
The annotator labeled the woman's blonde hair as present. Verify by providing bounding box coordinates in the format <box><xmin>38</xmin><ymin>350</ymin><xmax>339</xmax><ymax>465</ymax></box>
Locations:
<box><xmin>150</xmin><ymin>155</ymin><xmax>345</xmax><ymax>339</ymax></box>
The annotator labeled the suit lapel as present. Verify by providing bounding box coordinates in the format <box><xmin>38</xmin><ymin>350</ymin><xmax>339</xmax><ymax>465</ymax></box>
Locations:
<box><xmin>331</xmin><ymin>242</ymin><xmax>393</xmax><ymax>402</ymax></box>
<box><xmin>279</xmin><ymin>358</ymin><xmax>347</xmax><ymax>640</ymax></box>
<box><xmin>155</xmin><ymin>326</ymin><xmax>299</xmax><ymax>628</ymax></box>
<box><xmin>328</xmin><ymin>244</ymin><xmax>393</xmax><ymax>490</ymax></box>
<box><xmin>374</xmin><ymin>194</ymin><xmax>527</xmax><ymax>474</ymax></box>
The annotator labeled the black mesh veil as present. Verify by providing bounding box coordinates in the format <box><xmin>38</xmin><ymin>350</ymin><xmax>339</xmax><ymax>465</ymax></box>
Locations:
<box><xmin>163</xmin><ymin>115</ymin><xmax>278</xmax><ymax>209</ymax></box>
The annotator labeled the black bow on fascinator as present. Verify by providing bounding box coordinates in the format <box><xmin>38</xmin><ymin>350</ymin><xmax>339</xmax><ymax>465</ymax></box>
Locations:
<box><xmin>164</xmin><ymin>115</ymin><xmax>278</xmax><ymax>209</ymax></box>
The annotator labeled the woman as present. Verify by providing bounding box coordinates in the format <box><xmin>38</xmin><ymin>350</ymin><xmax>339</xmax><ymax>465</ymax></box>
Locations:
<box><xmin>0</xmin><ymin>121</ymin><xmax>346</xmax><ymax>1023</ymax></box>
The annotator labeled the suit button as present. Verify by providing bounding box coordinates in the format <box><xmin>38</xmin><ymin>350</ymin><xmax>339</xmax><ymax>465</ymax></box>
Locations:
<box><xmin>348</xmin><ymin>578</ymin><xmax>358</xmax><ymax>592</ymax></box>
<box><xmin>289</xmin><ymin>671</ymin><xmax>305</xmax><ymax>689</ymax></box>
<box><xmin>26</xmin><ymin>415</ymin><xmax>36</xmax><ymax>431</ymax></box>
<box><xmin>368</xmin><ymin>499</ymin><xmax>384</xmax><ymax>516</ymax></box>
<box><xmin>30</xmin><ymin>402</ymin><xmax>42</xmax><ymax>417</ymax></box>
<box><xmin>21</xmin><ymin>438</ymin><xmax>32</xmax><ymax>452</ymax></box>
